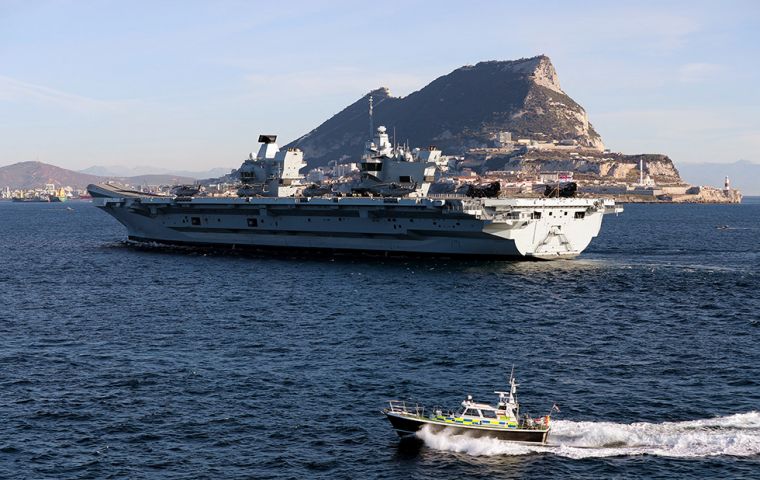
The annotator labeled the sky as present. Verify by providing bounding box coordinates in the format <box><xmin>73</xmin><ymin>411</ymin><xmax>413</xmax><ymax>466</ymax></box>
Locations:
<box><xmin>1</xmin><ymin>0</ymin><xmax>759</xmax><ymax>173</ymax></box>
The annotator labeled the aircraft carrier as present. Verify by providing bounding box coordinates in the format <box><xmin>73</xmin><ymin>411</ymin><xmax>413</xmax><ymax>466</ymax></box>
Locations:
<box><xmin>88</xmin><ymin>127</ymin><xmax>622</xmax><ymax>260</ymax></box>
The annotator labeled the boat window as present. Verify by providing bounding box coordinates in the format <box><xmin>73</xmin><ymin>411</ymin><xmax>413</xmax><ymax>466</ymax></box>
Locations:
<box><xmin>399</xmin><ymin>175</ymin><xmax>412</xmax><ymax>183</ymax></box>
<box><xmin>481</xmin><ymin>410</ymin><xmax>497</xmax><ymax>419</ymax></box>
<box><xmin>575</xmin><ymin>211</ymin><xmax>585</xmax><ymax>219</ymax></box>
<box><xmin>464</xmin><ymin>409</ymin><xmax>480</xmax><ymax>417</ymax></box>
<box><xmin>191</xmin><ymin>217</ymin><xmax>201</xmax><ymax>225</ymax></box>
<box><xmin>531</xmin><ymin>212</ymin><xmax>541</xmax><ymax>220</ymax></box>
<box><xmin>247</xmin><ymin>218</ymin><xmax>258</xmax><ymax>227</ymax></box>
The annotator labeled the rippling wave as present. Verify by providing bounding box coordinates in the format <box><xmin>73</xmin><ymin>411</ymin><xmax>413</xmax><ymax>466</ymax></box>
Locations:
<box><xmin>2</xmin><ymin>201</ymin><xmax>759</xmax><ymax>479</ymax></box>
<box><xmin>417</xmin><ymin>412</ymin><xmax>760</xmax><ymax>458</ymax></box>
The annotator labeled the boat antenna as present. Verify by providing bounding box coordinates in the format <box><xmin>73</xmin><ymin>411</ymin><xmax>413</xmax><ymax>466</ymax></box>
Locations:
<box><xmin>368</xmin><ymin>95</ymin><xmax>374</xmax><ymax>140</ymax></box>
<box><xmin>509</xmin><ymin>365</ymin><xmax>518</xmax><ymax>405</ymax></box>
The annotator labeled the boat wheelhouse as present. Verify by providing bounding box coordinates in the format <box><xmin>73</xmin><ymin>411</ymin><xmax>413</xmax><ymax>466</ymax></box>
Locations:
<box><xmin>383</xmin><ymin>373</ymin><xmax>552</xmax><ymax>444</ymax></box>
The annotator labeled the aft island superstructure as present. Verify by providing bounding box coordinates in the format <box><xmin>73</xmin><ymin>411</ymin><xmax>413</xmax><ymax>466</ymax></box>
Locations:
<box><xmin>89</xmin><ymin>131</ymin><xmax>622</xmax><ymax>260</ymax></box>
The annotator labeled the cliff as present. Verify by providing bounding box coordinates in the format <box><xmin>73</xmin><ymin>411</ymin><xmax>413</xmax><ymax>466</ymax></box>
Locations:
<box><xmin>485</xmin><ymin>152</ymin><xmax>682</xmax><ymax>184</ymax></box>
<box><xmin>286</xmin><ymin>56</ymin><xmax>605</xmax><ymax>167</ymax></box>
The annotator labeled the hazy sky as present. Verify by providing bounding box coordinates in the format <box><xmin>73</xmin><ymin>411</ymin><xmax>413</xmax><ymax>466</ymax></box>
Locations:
<box><xmin>1</xmin><ymin>0</ymin><xmax>759</xmax><ymax>171</ymax></box>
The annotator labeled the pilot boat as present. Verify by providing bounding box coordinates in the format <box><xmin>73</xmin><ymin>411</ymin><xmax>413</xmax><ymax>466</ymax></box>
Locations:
<box><xmin>383</xmin><ymin>372</ymin><xmax>553</xmax><ymax>444</ymax></box>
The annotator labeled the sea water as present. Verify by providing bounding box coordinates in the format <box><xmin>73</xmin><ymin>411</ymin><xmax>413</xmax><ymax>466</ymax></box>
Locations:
<box><xmin>0</xmin><ymin>200</ymin><xmax>758</xmax><ymax>478</ymax></box>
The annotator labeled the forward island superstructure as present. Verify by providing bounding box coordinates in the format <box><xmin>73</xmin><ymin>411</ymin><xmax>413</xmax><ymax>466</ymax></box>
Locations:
<box><xmin>88</xmin><ymin>130</ymin><xmax>622</xmax><ymax>259</ymax></box>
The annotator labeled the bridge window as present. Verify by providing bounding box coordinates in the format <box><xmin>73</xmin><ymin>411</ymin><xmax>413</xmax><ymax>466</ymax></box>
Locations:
<box><xmin>361</xmin><ymin>162</ymin><xmax>382</xmax><ymax>172</ymax></box>
<box><xmin>464</xmin><ymin>409</ymin><xmax>481</xmax><ymax>417</ymax></box>
<box><xmin>481</xmin><ymin>410</ymin><xmax>497</xmax><ymax>419</ymax></box>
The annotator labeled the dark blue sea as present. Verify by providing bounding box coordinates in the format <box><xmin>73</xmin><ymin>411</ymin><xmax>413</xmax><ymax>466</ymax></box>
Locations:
<box><xmin>1</xmin><ymin>199</ymin><xmax>759</xmax><ymax>479</ymax></box>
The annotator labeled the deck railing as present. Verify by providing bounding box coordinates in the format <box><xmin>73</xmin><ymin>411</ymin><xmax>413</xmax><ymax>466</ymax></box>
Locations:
<box><xmin>387</xmin><ymin>400</ymin><xmax>425</xmax><ymax>417</ymax></box>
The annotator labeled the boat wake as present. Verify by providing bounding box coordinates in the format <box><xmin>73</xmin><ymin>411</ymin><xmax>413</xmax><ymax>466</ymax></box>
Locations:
<box><xmin>416</xmin><ymin>412</ymin><xmax>760</xmax><ymax>459</ymax></box>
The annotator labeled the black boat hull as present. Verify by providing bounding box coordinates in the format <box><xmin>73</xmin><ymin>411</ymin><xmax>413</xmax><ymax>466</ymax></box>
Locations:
<box><xmin>385</xmin><ymin>412</ymin><xmax>549</xmax><ymax>443</ymax></box>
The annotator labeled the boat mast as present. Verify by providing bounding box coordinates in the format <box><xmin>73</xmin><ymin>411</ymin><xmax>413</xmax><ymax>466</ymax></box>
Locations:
<box><xmin>368</xmin><ymin>95</ymin><xmax>374</xmax><ymax>140</ymax></box>
<box><xmin>508</xmin><ymin>366</ymin><xmax>520</xmax><ymax>418</ymax></box>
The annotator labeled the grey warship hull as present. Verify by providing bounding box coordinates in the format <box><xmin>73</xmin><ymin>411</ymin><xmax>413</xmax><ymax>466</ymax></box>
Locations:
<box><xmin>88</xmin><ymin>183</ymin><xmax>620</xmax><ymax>259</ymax></box>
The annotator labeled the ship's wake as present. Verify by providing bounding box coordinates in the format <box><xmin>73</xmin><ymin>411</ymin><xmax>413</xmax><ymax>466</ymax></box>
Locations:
<box><xmin>416</xmin><ymin>412</ymin><xmax>760</xmax><ymax>459</ymax></box>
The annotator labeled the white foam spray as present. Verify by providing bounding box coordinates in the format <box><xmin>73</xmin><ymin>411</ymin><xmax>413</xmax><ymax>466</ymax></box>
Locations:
<box><xmin>416</xmin><ymin>412</ymin><xmax>760</xmax><ymax>459</ymax></box>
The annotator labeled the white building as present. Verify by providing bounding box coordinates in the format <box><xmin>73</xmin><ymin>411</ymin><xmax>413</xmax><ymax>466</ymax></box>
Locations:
<box><xmin>496</xmin><ymin>131</ymin><xmax>513</xmax><ymax>147</ymax></box>
<box><xmin>333</xmin><ymin>163</ymin><xmax>359</xmax><ymax>178</ymax></box>
<box><xmin>539</xmin><ymin>171</ymin><xmax>574</xmax><ymax>184</ymax></box>
<box><xmin>306</xmin><ymin>168</ymin><xmax>327</xmax><ymax>183</ymax></box>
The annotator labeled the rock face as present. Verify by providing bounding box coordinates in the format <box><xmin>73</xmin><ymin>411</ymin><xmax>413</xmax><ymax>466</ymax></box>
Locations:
<box><xmin>286</xmin><ymin>56</ymin><xmax>604</xmax><ymax>167</ymax></box>
<box><xmin>486</xmin><ymin>152</ymin><xmax>682</xmax><ymax>184</ymax></box>
<box><xmin>675</xmin><ymin>186</ymin><xmax>742</xmax><ymax>203</ymax></box>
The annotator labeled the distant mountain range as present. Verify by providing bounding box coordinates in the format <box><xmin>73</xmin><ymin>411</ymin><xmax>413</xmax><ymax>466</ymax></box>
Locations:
<box><xmin>678</xmin><ymin>160</ymin><xmax>760</xmax><ymax>195</ymax></box>
<box><xmin>3</xmin><ymin>158</ymin><xmax>755</xmax><ymax>195</ymax></box>
<box><xmin>286</xmin><ymin>55</ymin><xmax>605</xmax><ymax>168</ymax></box>
<box><xmin>79</xmin><ymin>165</ymin><xmax>234</xmax><ymax>179</ymax></box>
<box><xmin>3</xmin><ymin>54</ymin><xmax>756</xmax><ymax>194</ymax></box>
<box><xmin>0</xmin><ymin>162</ymin><xmax>103</xmax><ymax>189</ymax></box>
<box><xmin>0</xmin><ymin>161</ymin><xmax>198</xmax><ymax>189</ymax></box>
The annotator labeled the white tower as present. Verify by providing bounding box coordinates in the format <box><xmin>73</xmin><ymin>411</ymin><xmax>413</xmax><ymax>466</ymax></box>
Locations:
<box><xmin>639</xmin><ymin>159</ymin><xmax>644</xmax><ymax>185</ymax></box>
<box><xmin>724</xmin><ymin>176</ymin><xmax>730</xmax><ymax>191</ymax></box>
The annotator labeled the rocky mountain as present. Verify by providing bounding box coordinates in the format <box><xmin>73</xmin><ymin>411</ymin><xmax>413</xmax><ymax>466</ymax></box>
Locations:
<box><xmin>286</xmin><ymin>56</ymin><xmax>605</xmax><ymax>167</ymax></box>
<box><xmin>0</xmin><ymin>161</ymin><xmax>196</xmax><ymax>189</ymax></box>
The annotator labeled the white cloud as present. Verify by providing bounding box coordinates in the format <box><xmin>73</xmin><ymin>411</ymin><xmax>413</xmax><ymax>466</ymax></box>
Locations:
<box><xmin>677</xmin><ymin>63</ymin><xmax>723</xmax><ymax>83</ymax></box>
<box><xmin>244</xmin><ymin>67</ymin><xmax>428</xmax><ymax>100</ymax></box>
<box><xmin>0</xmin><ymin>75</ymin><xmax>133</xmax><ymax>112</ymax></box>
<box><xmin>519</xmin><ymin>7</ymin><xmax>703</xmax><ymax>57</ymax></box>
<box><xmin>598</xmin><ymin>106</ymin><xmax>758</xmax><ymax>137</ymax></box>
<box><xmin>593</xmin><ymin>107</ymin><xmax>759</xmax><ymax>163</ymax></box>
